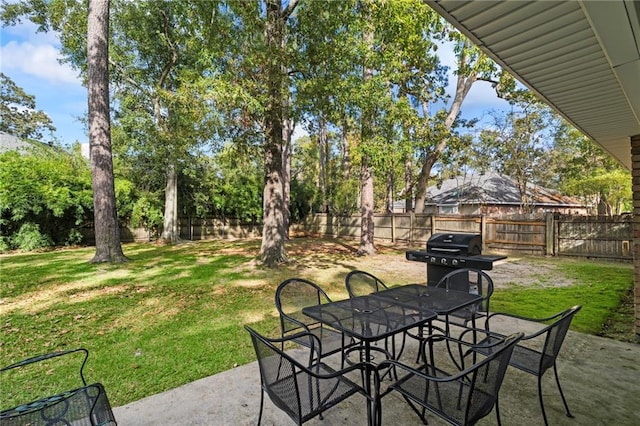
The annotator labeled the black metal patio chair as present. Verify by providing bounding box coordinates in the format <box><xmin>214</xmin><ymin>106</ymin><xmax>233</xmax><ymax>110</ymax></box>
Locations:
<box><xmin>376</xmin><ymin>332</ymin><xmax>524</xmax><ymax>425</ymax></box>
<box><xmin>466</xmin><ymin>305</ymin><xmax>582</xmax><ymax>425</ymax></box>
<box><xmin>275</xmin><ymin>278</ymin><xmax>353</xmax><ymax>361</ymax></box>
<box><xmin>245</xmin><ymin>326</ymin><xmax>368</xmax><ymax>425</ymax></box>
<box><xmin>434</xmin><ymin>268</ymin><xmax>495</xmax><ymax>334</ymax></box>
<box><xmin>0</xmin><ymin>348</ymin><xmax>117</xmax><ymax>426</ymax></box>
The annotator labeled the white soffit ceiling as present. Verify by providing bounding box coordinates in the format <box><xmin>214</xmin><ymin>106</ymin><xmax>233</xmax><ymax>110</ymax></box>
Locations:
<box><xmin>426</xmin><ymin>0</ymin><xmax>640</xmax><ymax>170</ymax></box>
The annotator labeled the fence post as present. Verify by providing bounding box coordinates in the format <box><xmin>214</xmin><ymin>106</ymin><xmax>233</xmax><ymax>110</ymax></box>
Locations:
<box><xmin>391</xmin><ymin>213</ymin><xmax>396</xmax><ymax>242</ymax></box>
<box><xmin>431</xmin><ymin>214</ymin><xmax>437</xmax><ymax>237</ymax></box>
<box><xmin>481</xmin><ymin>215</ymin><xmax>487</xmax><ymax>252</ymax></box>
<box><xmin>545</xmin><ymin>212</ymin><xmax>555</xmax><ymax>256</ymax></box>
<box><xmin>410</xmin><ymin>212</ymin><xmax>414</xmax><ymax>243</ymax></box>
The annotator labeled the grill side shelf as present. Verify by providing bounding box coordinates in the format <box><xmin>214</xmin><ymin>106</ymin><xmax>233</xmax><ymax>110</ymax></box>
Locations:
<box><xmin>405</xmin><ymin>250</ymin><xmax>507</xmax><ymax>270</ymax></box>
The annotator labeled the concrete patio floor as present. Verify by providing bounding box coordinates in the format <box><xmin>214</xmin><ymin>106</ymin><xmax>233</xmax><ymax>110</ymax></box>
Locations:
<box><xmin>113</xmin><ymin>320</ymin><xmax>640</xmax><ymax>425</ymax></box>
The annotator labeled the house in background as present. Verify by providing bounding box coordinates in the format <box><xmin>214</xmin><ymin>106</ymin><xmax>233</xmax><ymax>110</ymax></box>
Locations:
<box><xmin>0</xmin><ymin>131</ymin><xmax>37</xmax><ymax>153</ymax></box>
<box><xmin>422</xmin><ymin>171</ymin><xmax>589</xmax><ymax>216</ymax></box>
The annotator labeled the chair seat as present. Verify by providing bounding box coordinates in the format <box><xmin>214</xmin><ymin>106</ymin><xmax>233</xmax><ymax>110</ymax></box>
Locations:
<box><xmin>391</xmin><ymin>366</ymin><xmax>494</xmax><ymax>425</ymax></box>
<box><xmin>269</xmin><ymin>362</ymin><xmax>362</xmax><ymax>423</ymax></box>
<box><xmin>476</xmin><ymin>334</ymin><xmax>551</xmax><ymax>376</ymax></box>
<box><xmin>246</xmin><ymin>326</ymin><xmax>367</xmax><ymax>425</ymax></box>
<box><xmin>299</xmin><ymin>326</ymin><xmax>348</xmax><ymax>357</ymax></box>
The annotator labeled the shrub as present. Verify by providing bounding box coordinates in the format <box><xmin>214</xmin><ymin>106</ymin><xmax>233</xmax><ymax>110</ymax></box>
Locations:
<box><xmin>0</xmin><ymin>236</ymin><xmax>10</xmax><ymax>253</ymax></box>
<box><xmin>11</xmin><ymin>223</ymin><xmax>53</xmax><ymax>251</ymax></box>
<box><xmin>65</xmin><ymin>228</ymin><xmax>85</xmax><ymax>246</ymax></box>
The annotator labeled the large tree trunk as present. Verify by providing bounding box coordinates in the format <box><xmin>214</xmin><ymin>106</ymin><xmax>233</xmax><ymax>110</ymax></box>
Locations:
<box><xmin>282</xmin><ymin>113</ymin><xmax>292</xmax><ymax>239</ymax></box>
<box><xmin>404</xmin><ymin>155</ymin><xmax>413</xmax><ymax>212</ymax></box>
<box><xmin>319</xmin><ymin>116</ymin><xmax>328</xmax><ymax>213</ymax></box>
<box><xmin>358</xmin><ymin>157</ymin><xmax>375</xmax><ymax>255</ymax></box>
<box><xmin>88</xmin><ymin>0</ymin><xmax>127</xmax><ymax>263</ymax></box>
<box><xmin>161</xmin><ymin>164</ymin><xmax>179</xmax><ymax>243</ymax></box>
<box><xmin>260</xmin><ymin>131</ymin><xmax>286</xmax><ymax>266</ymax></box>
<box><xmin>259</xmin><ymin>0</ymin><xmax>297</xmax><ymax>266</ymax></box>
<box><xmin>358</xmin><ymin>12</ymin><xmax>376</xmax><ymax>256</ymax></box>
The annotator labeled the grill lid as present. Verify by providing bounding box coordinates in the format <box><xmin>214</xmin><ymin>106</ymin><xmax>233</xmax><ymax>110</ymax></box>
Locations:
<box><xmin>427</xmin><ymin>233</ymin><xmax>482</xmax><ymax>256</ymax></box>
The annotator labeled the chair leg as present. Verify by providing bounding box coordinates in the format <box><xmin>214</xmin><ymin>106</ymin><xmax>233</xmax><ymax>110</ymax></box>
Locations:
<box><xmin>553</xmin><ymin>363</ymin><xmax>574</xmax><ymax>418</ymax></box>
<box><xmin>537</xmin><ymin>376</ymin><xmax>549</xmax><ymax>426</ymax></box>
<box><xmin>495</xmin><ymin>395</ymin><xmax>502</xmax><ymax>426</ymax></box>
<box><xmin>257</xmin><ymin>389</ymin><xmax>264</xmax><ymax>426</ymax></box>
<box><xmin>414</xmin><ymin>325</ymin><xmax>424</xmax><ymax>363</ymax></box>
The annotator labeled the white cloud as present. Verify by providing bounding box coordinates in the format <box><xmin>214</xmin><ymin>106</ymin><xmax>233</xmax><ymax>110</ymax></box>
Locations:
<box><xmin>2</xmin><ymin>19</ymin><xmax>59</xmax><ymax>46</ymax></box>
<box><xmin>1</xmin><ymin>40</ymin><xmax>81</xmax><ymax>85</ymax></box>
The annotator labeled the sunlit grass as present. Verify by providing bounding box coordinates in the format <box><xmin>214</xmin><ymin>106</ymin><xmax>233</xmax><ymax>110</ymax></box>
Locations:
<box><xmin>491</xmin><ymin>259</ymin><xmax>633</xmax><ymax>335</ymax></box>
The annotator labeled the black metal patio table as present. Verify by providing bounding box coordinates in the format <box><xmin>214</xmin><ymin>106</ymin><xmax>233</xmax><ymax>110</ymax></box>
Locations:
<box><xmin>371</xmin><ymin>284</ymin><xmax>484</xmax><ymax>361</ymax></box>
<box><xmin>370</xmin><ymin>284</ymin><xmax>482</xmax><ymax>321</ymax></box>
<box><xmin>302</xmin><ymin>284</ymin><xmax>482</xmax><ymax>425</ymax></box>
<box><xmin>302</xmin><ymin>289</ymin><xmax>437</xmax><ymax>426</ymax></box>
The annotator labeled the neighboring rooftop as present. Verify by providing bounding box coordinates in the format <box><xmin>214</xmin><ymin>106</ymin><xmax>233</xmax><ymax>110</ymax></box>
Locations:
<box><xmin>0</xmin><ymin>131</ymin><xmax>35</xmax><ymax>153</ymax></box>
<box><xmin>426</xmin><ymin>171</ymin><xmax>584</xmax><ymax>208</ymax></box>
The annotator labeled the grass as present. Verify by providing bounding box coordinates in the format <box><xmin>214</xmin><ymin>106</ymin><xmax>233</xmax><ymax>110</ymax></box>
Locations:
<box><xmin>490</xmin><ymin>259</ymin><xmax>634</xmax><ymax>336</ymax></box>
<box><xmin>0</xmin><ymin>238</ymin><xmax>634</xmax><ymax>409</ymax></box>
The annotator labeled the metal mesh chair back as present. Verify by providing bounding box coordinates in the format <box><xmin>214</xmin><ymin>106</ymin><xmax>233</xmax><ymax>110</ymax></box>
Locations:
<box><xmin>464</xmin><ymin>335</ymin><xmax>519</xmax><ymax>424</ymax></box>
<box><xmin>385</xmin><ymin>333</ymin><xmax>522</xmax><ymax>425</ymax></box>
<box><xmin>246</xmin><ymin>326</ymin><xmax>362</xmax><ymax>425</ymax></box>
<box><xmin>345</xmin><ymin>270</ymin><xmax>388</xmax><ymax>298</ymax></box>
<box><xmin>1</xmin><ymin>348</ymin><xmax>117</xmax><ymax>426</ymax></box>
<box><xmin>1</xmin><ymin>383</ymin><xmax>117</xmax><ymax>426</ymax></box>
<box><xmin>275</xmin><ymin>278</ymin><xmax>347</xmax><ymax>358</ymax></box>
<box><xmin>435</xmin><ymin>268</ymin><xmax>494</xmax><ymax>325</ymax></box>
<box><xmin>276</xmin><ymin>278</ymin><xmax>332</xmax><ymax>335</ymax></box>
<box><xmin>540</xmin><ymin>307</ymin><xmax>579</xmax><ymax>373</ymax></box>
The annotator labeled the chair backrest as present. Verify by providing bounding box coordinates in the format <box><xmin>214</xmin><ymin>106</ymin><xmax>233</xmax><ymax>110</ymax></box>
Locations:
<box><xmin>465</xmin><ymin>332</ymin><xmax>523</xmax><ymax>424</ymax></box>
<box><xmin>540</xmin><ymin>305</ymin><xmax>582</xmax><ymax>373</ymax></box>
<box><xmin>275</xmin><ymin>278</ymin><xmax>332</xmax><ymax>335</ymax></box>
<box><xmin>345</xmin><ymin>270</ymin><xmax>388</xmax><ymax>298</ymax></box>
<box><xmin>246</xmin><ymin>326</ymin><xmax>316</xmax><ymax>423</ymax></box>
<box><xmin>0</xmin><ymin>383</ymin><xmax>117</xmax><ymax>426</ymax></box>
<box><xmin>435</xmin><ymin>268</ymin><xmax>494</xmax><ymax>314</ymax></box>
<box><xmin>1</xmin><ymin>349</ymin><xmax>116</xmax><ymax>426</ymax></box>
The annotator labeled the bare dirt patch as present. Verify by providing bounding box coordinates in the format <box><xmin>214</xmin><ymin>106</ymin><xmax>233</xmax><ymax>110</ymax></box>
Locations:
<box><xmin>482</xmin><ymin>257</ymin><xmax>575</xmax><ymax>288</ymax></box>
<box><xmin>283</xmin><ymin>239</ymin><xmax>573</xmax><ymax>289</ymax></box>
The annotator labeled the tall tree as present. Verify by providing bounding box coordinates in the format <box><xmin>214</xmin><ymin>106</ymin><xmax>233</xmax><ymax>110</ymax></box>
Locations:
<box><xmin>412</xmin><ymin>35</ymin><xmax>514</xmax><ymax>213</ymax></box>
<box><xmin>109</xmin><ymin>1</ymin><xmax>230</xmax><ymax>244</ymax></box>
<box><xmin>0</xmin><ymin>73</ymin><xmax>56</xmax><ymax>141</ymax></box>
<box><xmin>87</xmin><ymin>0</ymin><xmax>127</xmax><ymax>262</ymax></box>
<box><xmin>479</xmin><ymin>101</ymin><xmax>557</xmax><ymax>212</ymax></box>
<box><xmin>554</xmin><ymin>123</ymin><xmax>632</xmax><ymax>215</ymax></box>
<box><xmin>256</xmin><ymin>0</ymin><xmax>298</xmax><ymax>266</ymax></box>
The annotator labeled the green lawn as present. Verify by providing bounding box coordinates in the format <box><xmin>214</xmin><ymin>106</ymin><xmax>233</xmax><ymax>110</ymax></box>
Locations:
<box><xmin>0</xmin><ymin>238</ymin><xmax>633</xmax><ymax>409</ymax></box>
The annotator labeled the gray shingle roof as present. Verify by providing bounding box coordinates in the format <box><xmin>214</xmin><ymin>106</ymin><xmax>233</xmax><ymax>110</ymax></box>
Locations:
<box><xmin>426</xmin><ymin>171</ymin><xmax>583</xmax><ymax>207</ymax></box>
<box><xmin>0</xmin><ymin>131</ymin><xmax>33</xmax><ymax>153</ymax></box>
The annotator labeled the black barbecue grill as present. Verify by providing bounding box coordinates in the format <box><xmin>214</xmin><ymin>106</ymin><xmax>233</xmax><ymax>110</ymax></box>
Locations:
<box><xmin>406</xmin><ymin>233</ymin><xmax>506</xmax><ymax>286</ymax></box>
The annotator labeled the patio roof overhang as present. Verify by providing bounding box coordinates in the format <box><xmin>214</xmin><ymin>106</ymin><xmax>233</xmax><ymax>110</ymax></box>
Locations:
<box><xmin>426</xmin><ymin>0</ymin><xmax>640</xmax><ymax>170</ymax></box>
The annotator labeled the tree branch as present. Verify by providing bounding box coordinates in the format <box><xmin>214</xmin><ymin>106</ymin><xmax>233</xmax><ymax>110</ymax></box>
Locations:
<box><xmin>282</xmin><ymin>0</ymin><xmax>299</xmax><ymax>20</ymax></box>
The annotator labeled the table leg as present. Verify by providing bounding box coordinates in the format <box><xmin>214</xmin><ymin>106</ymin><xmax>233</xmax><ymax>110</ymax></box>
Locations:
<box><xmin>364</xmin><ymin>340</ymin><xmax>373</xmax><ymax>426</ymax></box>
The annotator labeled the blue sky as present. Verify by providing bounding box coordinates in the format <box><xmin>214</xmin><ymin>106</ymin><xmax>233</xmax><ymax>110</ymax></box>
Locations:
<box><xmin>2</xmin><ymin>20</ymin><xmax>88</xmax><ymax>145</ymax></box>
<box><xmin>1</xmin><ymin>20</ymin><xmax>511</xmax><ymax>148</ymax></box>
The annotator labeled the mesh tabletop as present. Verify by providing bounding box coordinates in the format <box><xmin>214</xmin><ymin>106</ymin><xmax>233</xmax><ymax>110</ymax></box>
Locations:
<box><xmin>303</xmin><ymin>294</ymin><xmax>436</xmax><ymax>341</ymax></box>
<box><xmin>370</xmin><ymin>284</ymin><xmax>482</xmax><ymax>315</ymax></box>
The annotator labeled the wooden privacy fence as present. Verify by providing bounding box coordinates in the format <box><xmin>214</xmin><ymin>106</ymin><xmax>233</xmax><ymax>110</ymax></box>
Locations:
<box><xmin>114</xmin><ymin>213</ymin><xmax>632</xmax><ymax>261</ymax></box>
<box><xmin>302</xmin><ymin>213</ymin><xmax>633</xmax><ymax>260</ymax></box>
